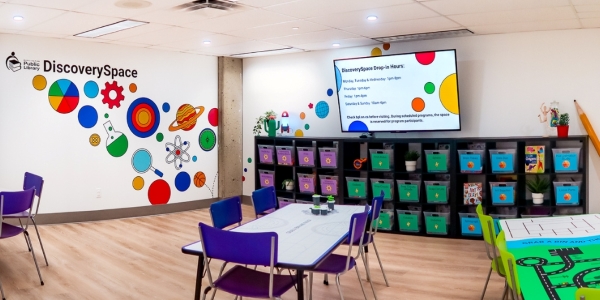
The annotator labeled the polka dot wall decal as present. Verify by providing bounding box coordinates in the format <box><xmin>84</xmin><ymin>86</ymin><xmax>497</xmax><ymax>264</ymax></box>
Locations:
<box><xmin>148</xmin><ymin>179</ymin><xmax>170</xmax><ymax>205</ymax></box>
<box><xmin>440</xmin><ymin>73</ymin><xmax>459</xmax><ymax>114</ymax></box>
<box><xmin>315</xmin><ymin>101</ymin><xmax>329</xmax><ymax>119</ymax></box>
<box><xmin>383</xmin><ymin>43</ymin><xmax>390</xmax><ymax>51</ymax></box>
<box><xmin>32</xmin><ymin>75</ymin><xmax>47</xmax><ymax>91</ymax></box>
<box><xmin>304</xmin><ymin>124</ymin><xmax>310</xmax><ymax>130</ymax></box>
<box><xmin>132</xmin><ymin>176</ymin><xmax>144</xmax><ymax>190</ymax></box>
<box><xmin>244</xmin><ymin>168</ymin><xmax>247</xmax><ymax>172</ymax></box>
<box><xmin>162</xmin><ymin>102</ymin><xmax>170</xmax><ymax>113</ymax></box>
<box><xmin>129</xmin><ymin>83</ymin><xmax>137</xmax><ymax>93</ymax></box>
<box><xmin>192</xmin><ymin>155</ymin><xmax>197</xmax><ymax>162</ymax></box>
<box><xmin>242</xmin><ymin>176</ymin><xmax>246</xmax><ymax>181</ymax></box>
<box><xmin>156</xmin><ymin>132</ymin><xmax>164</xmax><ymax>142</ymax></box>
<box><xmin>84</xmin><ymin>81</ymin><xmax>99</xmax><ymax>98</ymax></box>
<box><xmin>416</xmin><ymin>52</ymin><xmax>435</xmax><ymax>65</ymax></box>
<box><xmin>371</xmin><ymin>47</ymin><xmax>382</xmax><ymax>56</ymax></box>
<box><xmin>295</xmin><ymin>129</ymin><xmax>304</xmax><ymax>137</ymax></box>
<box><xmin>247</xmin><ymin>157</ymin><xmax>252</xmax><ymax>163</ymax></box>
<box><xmin>300</xmin><ymin>112</ymin><xmax>306</xmax><ymax>120</ymax></box>
<box><xmin>327</xmin><ymin>88</ymin><xmax>333</xmax><ymax>96</ymax></box>
<box><xmin>411</xmin><ymin>97</ymin><xmax>425</xmax><ymax>112</ymax></box>
<box><xmin>348</xmin><ymin>120</ymin><xmax>368</xmax><ymax>132</ymax></box>
<box><xmin>208</xmin><ymin>108</ymin><xmax>218</xmax><ymax>127</ymax></box>
<box><xmin>174</xmin><ymin>171</ymin><xmax>191</xmax><ymax>192</ymax></box>
<box><xmin>308</xmin><ymin>103</ymin><xmax>313</xmax><ymax>109</ymax></box>
<box><xmin>77</xmin><ymin>105</ymin><xmax>99</xmax><ymax>128</ymax></box>
<box><xmin>104</xmin><ymin>113</ymin><xmax>109</xmax><ymax>118</ymax></box>
<box><xmin>424</xmin><ymin>82</ymin><xmax>435</xmax><ymax>94</ymax></box>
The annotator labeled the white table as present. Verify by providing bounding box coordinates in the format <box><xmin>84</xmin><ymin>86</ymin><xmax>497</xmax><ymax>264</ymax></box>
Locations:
<box><xmin>499</xmin><ymin>214</ymin><xmax>600</xmax><ymax>242</ymax></box>
<box><xmin>182</xmin><ymin>203</ymin><xmax>367</xmax><ymax>300</ymax></box>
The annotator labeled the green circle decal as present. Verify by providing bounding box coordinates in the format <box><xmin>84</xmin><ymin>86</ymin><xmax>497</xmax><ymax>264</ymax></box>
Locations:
<box><xmin>199</xmin><ymin>128</ymin><xmax>216</xmax><ymax>151</ymax></box>
<box><xmin>424</xmin><ymin>82</ymin><xmax>435</xmax><ymax>94</ymax></box>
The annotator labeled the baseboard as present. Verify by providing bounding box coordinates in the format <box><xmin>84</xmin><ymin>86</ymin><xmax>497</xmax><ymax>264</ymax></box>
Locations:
<box><xmin>31</xmin><ymin>198</ymin><xmax>220</xmax><ymax>225</ymax></box>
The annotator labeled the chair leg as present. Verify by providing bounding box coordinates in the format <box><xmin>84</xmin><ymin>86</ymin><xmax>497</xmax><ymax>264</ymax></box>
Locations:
<box><xmin>371</xmin><ymin>240</ymin><xmax>389</xmax><ymax>287</ymax></box>
<box><xmin>324</xmin><ymin>273</ymin><xmax>329</xmax><ymax>285</ymax></box>
<box><xmin>309</xmin><ymin>272</ymin><xmax>313</xmax><ymax>300</ymax></box>
<box><xmin>480</xmin><ymin>266</ymin><xmax>492</xmax><ymax>300</ymax></box>
<box><xmin>335</xmin><ymin>274</ymin><xmax>344</xmax><ymax>300</ymax></box>
<box><xmin>502</xmin><ymin>282</ymin><xmax>508</xmax><ymax>300</ymax></box>
<box><xmin>24</xmin><ymin>231</ymin><xmax>44</xmax><ymax>285</ymax></box>
<box><xmin>0</xmin><ymin>278</ymin><xmax>5</xmax><ymax>300</ymax></box>
<box><xmin>31</xmin><ymin>217</ymin><xmax>48</xmax><ymax>266</ymax></box>
<box><xmin>354</xmin><ymin>267</ymin><xmax>369</xmax><ymax>300</ymax></box>
<box><xmin>364</xmin><ymin>256</ymin><xmax>379</xmax><ymax>300</ymax></box>
<box><xmin>360</xmin><ymin>250</ymin><xmax>371</xmax><ymax>282</ymax></box>
<box><xmin>19</xmin><ymin>218</ymin><xmax>32</xmax><ymax>252</ymax></box>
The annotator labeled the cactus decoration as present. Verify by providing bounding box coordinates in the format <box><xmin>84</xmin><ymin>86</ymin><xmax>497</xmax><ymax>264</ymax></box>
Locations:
<box><xmin>263</xmin><ymin>116</ymin><xmax>280</xmax><ymax>137</ymax></box>
<box><xmin>253</xmin><ymin>110</ymin><xmax>277</xmax><ymax>136</ymax></box>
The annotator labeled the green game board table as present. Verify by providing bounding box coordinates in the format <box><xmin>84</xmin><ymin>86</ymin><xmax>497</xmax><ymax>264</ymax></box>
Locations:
<box><xmin>499</xmin><ymin>214</ymin><xmax>600</xmax><ymax>300</ymax></box>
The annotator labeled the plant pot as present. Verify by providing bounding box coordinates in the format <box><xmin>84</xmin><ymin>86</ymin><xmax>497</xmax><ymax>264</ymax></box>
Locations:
<box><xmin>328</xmin><ymin>201</ymin><xmax>335</xmax><ymax>210</ymax></box>
<box><xmin>405</xmin><ymin>161</ymin><xmax>417</xmax><ymax>172</ymax></box>
<box><xmin>284</xmin><ymin>182</ymin><xmax>294</xmax><ymax>191</ymax></box>
<box><xmin>532</xmin><ymin>193</ymin><xmax>544</xmax><ymax>205</ymax></box>
<box><xmin>557</xmin><ymin>125</ymin><xmax>569</xmax><ymax>138</ymax></box>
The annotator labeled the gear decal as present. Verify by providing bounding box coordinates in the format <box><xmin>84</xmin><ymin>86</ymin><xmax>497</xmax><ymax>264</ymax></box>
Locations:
<box><xmin>100</xmin><ymin>81</ymin><xmax>125</xmax><ymax>109</ymax></box>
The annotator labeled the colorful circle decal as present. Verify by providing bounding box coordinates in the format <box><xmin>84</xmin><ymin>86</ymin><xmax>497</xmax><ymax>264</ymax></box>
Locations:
<box><xmin>247</xmin><ymin>157</ymin><xmax>252</xmax><ymax>163</ymax></box>
<box><xmin>129</xmin><ymin>83</ymin><xmax>137</xmax><ymax>93</ymax></box>
<box><xmin>371</xmin><ymin>47</ymin><xmax>382</xmax><ymax>57</ymax></box>
<box><xmin>104</xmin><ymin>113</ymin><xmax>109</xmax><ymax>118</ymax></box>
<box><xmin>242</xmin><ymin>176</ymin><xmax>245</xmax><ymax>182</ymax></box>
<box><xmin>84</xmin><ymin>81</ymin><xmax>99</xmax><ymax>98</ymax></box>
<box><xmin>192</xmin><ymin>155</ymin><xmax>197</xmax><ymax>162</ymax></box>
<box><xmin>208</xmin><ymin>108</ymin><xmax>218</xmax><ymax>127</ymax></box>
<box><xmin>156</xmin><ymin>132</ymin><xmax>164</xmax><ymax>142</ymax></box>
<box><xmin>89</xmin><ymin>133</ymin><xmax>101</xmax><ymax>146</ymax></box>
<box><xmin>440</xmin><ymin>73</ymin><xmax>459</xmax><ymax>114</ymax></box>
<box><xmin>126</xmin><ymin>97</ymin><xmax>161</xmax><ymax>138</ymax></box>
<box><xmin>304</xmin><ymin>124</ymin><xmax>310</xmax><ymax>130</ymax></box>
<box><xmin>244</xmin><ymin>168</ymin><xmax>247</xmax><ymax>172</ymax></box>
<box><xmin>175</xmin><ymin>171</ymin><xmax>191</xmax><ymax>192</ymax></box>
<box><xmin>78</xmin><ymin>105</ymin><xmax>98</xmax><ymax>128</ymax></box>
<box><xmin>32</xmin><ymin>75</ymin><xmax>47</xmax><ymax>91</ymax></box>
<box><xmin>162</xmin><ymin>102</ymin><xmax>170</xmax><ymax>113</ymax></box>
<box><xmin>424</xmin><ymin>82</ymin><xmax>435</xmax><ymax>94</ymax></box>
<box><xmin>294</xmin><ymin>129</ymin><xmax>304</xmax><ymax>137</ymax></box>
<box><xmin>194</xmin><ymin>171</ymin><xmax>206</xmax><ymax>188</ymax></box>
<box><xmin>416</xmin><ymin>52</ymin><xmax>435</xmax><ymax>65</ymax></box>
<box><xmin>132</xmin><ymin>176</ymin><xmax>144</xmax><ymax>190</ymax></box>
<box><xmin>348</xmin><ymin>120</ymin><xmax>368</xmax><ymax>132</ymax></box>
<box><xmin>148</xmin><ymin>179</ymin><xmax>170</xmax><ymax>205</ymax></box>
<box><xmin>48</xmin><ymin>79</ymin><xmax>79</xmax><ymax>114</ymax></box>
<box><xmin>383</xmin><ymin>43</ymin><xmax>391</xmax><ymax>51</ymax></box>
<box><xmin>199</xmin><ymin>128</ymin><xmax>216</xmax><ymax>151</ymax></box>
<box><xmin>411</xmin><ymin>98</ymin><xmax>425</xmax><ymax>112</ymax></box>
<box><xmin>315</xmin><ymin>101</ymin><xmax>329</xmax><ymax>119</ymax></box>
<box><xmin>327</xmin><ymin>89</ymin><xmax>333</xmax><ymax>97</ymax></box>
<box><xmin>300</xmin><ymin>112</ymin><xmax>306</xmax><ymax>120</ymax></box>
<box><xmin>169</xmin><ymin>104</ymin><xmax>204</xmax><ymax>132</ymax></box>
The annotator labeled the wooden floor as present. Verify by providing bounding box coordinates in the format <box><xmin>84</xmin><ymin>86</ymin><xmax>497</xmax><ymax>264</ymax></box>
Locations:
<box><xmin>0</xmin><ymin>205</ymin><xmax>506</xmax><ymax>300</ymax></box>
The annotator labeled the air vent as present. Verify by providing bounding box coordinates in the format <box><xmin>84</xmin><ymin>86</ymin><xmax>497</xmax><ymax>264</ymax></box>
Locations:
<box><xmin>373</xmin><ymin>29</ymin><xmax>474</xmax><ymax>43</ymax></box>
<box><xmin>174</xmin><ymin>0</ymin><xmax>241</xmax><ymax>11</ymax></box>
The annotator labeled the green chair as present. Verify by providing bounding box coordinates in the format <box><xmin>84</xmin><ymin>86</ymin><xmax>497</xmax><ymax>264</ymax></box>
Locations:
<box><xmin>576</xmin><ymin>287</ymin><xmax>600</xmax><ymax>299</ymax></box>
<box><xmin>476</xmin><ymin>204</ymin><xmax>506</xmax><ymax>300</ymax></box>
<box><xmin>497</xmin><ymin>231</ymin><xmax>522</xmax><ymax>300</ymax></box>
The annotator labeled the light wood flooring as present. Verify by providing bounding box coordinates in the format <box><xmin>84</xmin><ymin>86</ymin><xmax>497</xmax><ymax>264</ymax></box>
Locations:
<box><xmin>0</xmin><ymin>205</ymin><xmax>505</xmax><ymax>299</ymax></box>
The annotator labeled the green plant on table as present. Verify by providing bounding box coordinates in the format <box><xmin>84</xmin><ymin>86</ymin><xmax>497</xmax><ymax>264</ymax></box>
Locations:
<box><xmin>558</xmin><ymin>113</ymin><xmax>570</xmax><ymax>126</ymax></box>
<box><xmin>404</xmin><ymin>150</ymin><xmax>420</xmax><ymax>161</ymax></box>
<box><xmin>253</xmin><ymin>110</ymin><xmax>277</xmax><ymax>136</ymax></box>
<box><xmin>526</xmin><ymin>175</ymin><xmax>550</xmax><ymax>193</ymax></box>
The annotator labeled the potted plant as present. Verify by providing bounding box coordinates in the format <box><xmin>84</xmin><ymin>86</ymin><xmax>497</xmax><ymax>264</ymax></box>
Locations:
<box><xmin>526</xmin><ymin>175</ymin><xmax>550</xmax><ymax>204</ymax></box>
<box><xmin>557</xmin><ymin>113</ymin><xmax>569</xmax><ymax>138</ymax></box>
<box><xmin>253</xmin><ymin>110</ymin><xmax>277</xmax><ymax>136</ymax></box>
<box><xmin>404</xmin><ymin>150</ymin><xmax>420</xmax><ymax>172</ymax></box>
<box><xmin>281</xmin><ymin>179</ymin><xmax>295</xmax><ymax>191</ymax></box>
<box><xmin>327</xmin><ymin>195</ymin><xmax>335</xmax><ymax>210</ymax></box>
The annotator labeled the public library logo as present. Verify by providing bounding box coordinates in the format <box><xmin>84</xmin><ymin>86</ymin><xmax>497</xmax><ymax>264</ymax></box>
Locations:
<box><xmin>5</xmin><ymin>51</ymin><xmax>41</xmax><ymax>72</ymax></box>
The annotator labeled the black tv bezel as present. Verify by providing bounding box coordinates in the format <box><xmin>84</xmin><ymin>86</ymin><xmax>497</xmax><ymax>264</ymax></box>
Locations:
<box><xmin>333</xmin><ymin>49</ymin><xmax>461</xmax><ymax>133</ymax></box>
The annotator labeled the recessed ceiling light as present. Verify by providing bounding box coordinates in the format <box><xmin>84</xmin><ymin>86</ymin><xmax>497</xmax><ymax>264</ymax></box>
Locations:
<box><xmin>332</xmin><ymin>43</ymin><xmax>340</xmax><ymax>47</ymax></box>
<box><xmin>203</xmin><ymin>40</ymin><xmax>211</xmax><ymax>45</ymax></box>
<box><xmin>292</xmin><ymin>27</ymin><xmax>299</xmax><ymax>30</ymax></box>
<box><xmin>367</xmin><ymin>15</ymin><xmax>378</xmax><ymax>21</ymax></box>
<box><xmin>74</xmin><ymin>20</ymin><xmax>147</xmax><ymax>38</ymax></box>
<box><xmin>13</xmin><ymin>15</ymin><xmax>24</xmax><ymax>21</ymax></box>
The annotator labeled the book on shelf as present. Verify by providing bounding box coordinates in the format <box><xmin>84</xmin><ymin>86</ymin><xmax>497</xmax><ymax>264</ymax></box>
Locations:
<box><xmin>464</xmin><ymin>183</ymin><xmax>482</xmax><ymax>205</ymax></box>
<box><xmin>525</xmin><ymin>146</ymin><xmax>545</xmax><ymax>173</ymax></box>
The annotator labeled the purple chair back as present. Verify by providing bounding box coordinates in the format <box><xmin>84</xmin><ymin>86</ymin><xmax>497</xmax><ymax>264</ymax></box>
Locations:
<box><xmin>371</xmin><ymin>194</ymin><xmax>384</xmax><ymax>221</ymax></box>
<box><xmin>1</xmin><ymin>188</ymin><xmax>36</xmax><ymax>215</ymax></box>
<box><xmin>251</xmin><ymin>186</ymin><xmax>277</xmax><ymax>217</ymax></box>
<box><xmin>23</xmin><ymin>172</ymin><xmax>44</xmax><ymax>198</ymax></box>
<box><xmin>346</xmin><ymin>210</ymin><xmax>369</xmax><ymax>245</ymax></box>
<box><xmin>199</xmin><ymin>222</ymin><xmax>278</xmax><ymax>266</ymax></box>
<box><xmin>209</xmin><ymin>196</ymin><xmax>243</xmax><ymax>230</ymax></box>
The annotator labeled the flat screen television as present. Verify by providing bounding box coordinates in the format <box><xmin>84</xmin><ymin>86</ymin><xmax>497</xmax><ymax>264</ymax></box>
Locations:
<box><xmin>333</xmin><ymin>49</ymin><xmax>460</xmax><ymax>133</ymax></box>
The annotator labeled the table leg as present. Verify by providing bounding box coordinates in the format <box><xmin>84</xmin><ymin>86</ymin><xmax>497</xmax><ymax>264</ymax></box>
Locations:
<box><xmin>194</xmin><ymin>255</ymin><xmax>204</xmax><ymax>300</ymax></box>
<box><xmin>296</xmin><ymin>269</ymin><xmax>304</xmax><ymax>300</ymax></box>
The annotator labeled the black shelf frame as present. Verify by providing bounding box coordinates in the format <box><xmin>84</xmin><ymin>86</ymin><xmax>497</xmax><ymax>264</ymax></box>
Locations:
<box><xmin>254</xmin><ymin>135</ymin><xmax>589</xmax><ymax>240</ymax></box>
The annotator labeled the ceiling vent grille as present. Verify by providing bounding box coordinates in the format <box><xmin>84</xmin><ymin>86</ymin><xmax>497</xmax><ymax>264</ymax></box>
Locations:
<box><xmin>373</xmin><ymin>29</ymin><xmax>474</xmax><ymax>43</ymax></box>
<box><xmin>174</xmin><ymin>0</ymin><xmax>241</xmax><ymax>11</ymax></box>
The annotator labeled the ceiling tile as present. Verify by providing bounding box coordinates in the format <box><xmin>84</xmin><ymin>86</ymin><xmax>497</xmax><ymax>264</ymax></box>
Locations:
<box><xmin>227</xmin><ymin>20</ymin><xmax>330</xmax><ymax>40</ymax></box>
<box><xmin>575</xmin><ymin>4</ymin><xmax>600</xmax><ymax>12</ymax></box>
<box><xmin>578</xmin><ymin>11</ymin><xmax>600</xmax><ymax>18</ymax></box>
<box><xmin>197</xmin><ymin>40</ymin><xmax>290</xmax><ymax>56</ymax></box>
<box><xmin>264</xmin><ymin>0</ymin><xmax>413</xmax><ymax>19</ymax></box>
<box><xmin>7</xmin><ymin>0</ymin><xmax>95</xmax><ymax>11</ymax></box>
<box><xmin>124</xmin><ymin>26</ymin><xmax>213</xmax><ymax>45</ymax></box>
<box><xmin>308</xmin><ymin>3</ymin><xmax>440</xmax><ymax>29</ymax></box>
<box><xmin>134</xmin><ymin>4</ymin><xmax>241</xmax><ymax>26</ymax></box>
<box><xmin>99</xmin><ymin>23</ymin><xmax>171</xmax><ymax>41</ymax></box>
<box><xmin>265</xmin><ymin>29</ymin><xmax>360</xmax><ymax>46</ymax></box>
<box><xmin>420</xmin><ymin>0</ymin><xmax>571</xmax><ymax>16</ymax></box>
<box><xmin>27</xmin><ymin>12</ymin><xmax>122</xmax><ymax>35</ymax></box>
<box><xmin>295</xmin><ymin>37</ymin><xmax>378</xmax><ymax>51</ymax></box>
<box><xmin>448</xmin><ymin>6</ymin><xmax>577</xmax><ymax>27</ymax></box>
<box><xmin>166</xmin><ymin>33</ymin><xmax>249</xmax><ymax>50</ymax></box>
<box><xmin>343</xmin><ymin>16</ymin><xmax>461</xmax><ymax>38</ymax></box>
<box><xmin>107</xmin><ymin>40</ymin><xmax>153</xmax><ymax>48</ymax></box>
<box><xmin>469</xmin><ymin>19</ymin><xmax>581</xmax><ymax>34</ymax></box>
<box><xmin>581</xmin><ymin>17</ymin><xmax>600</xmax><ymax>27</ymax></box>
<box><xmin>571</xmin><ymin>0</ymin><xmax>600</xmax><ymax>4</ymax></box>
<box><xmin>62</xmin><ymin>35</ymin><xmax>111</xmax><ymax>44</ymax></box>
<box><xmin>185</xmin><ymin>8</ymin><xmax>296</xmax><ymax>33</ymax></box>
<box><xmin>73</xmin><ymin>1</ymin><xmax>164</xmax><ymax>19</ymax></box>
<box><xmin>236</xmin><ymin>0</ymin><xmax>299</xmax><ymax>8</ymax></box>
<box><xmin>18</xmin><ymin>30</ymin><xmax>67</xmax><ymax>38</ymax></box>
<box><xmin>0</xmin><ymin>4</ymin><xmax>66</xmax><ymax>31</ymax></box>
<box><xmin>148</xmin><ymin>45</ymin><xmax>187</xmax><ymax>52</ymax></box>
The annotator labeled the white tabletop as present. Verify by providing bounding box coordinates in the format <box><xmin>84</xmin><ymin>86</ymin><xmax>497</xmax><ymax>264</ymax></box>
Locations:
<box><xmin>500</xmin><ymin>214</ymin><xmax>600</xmax><ymax>242</ymax></box>
<box><xmin>183</xmin><ymin>204</ymin><xmax>366</xmax><ymax>267</ymax></box>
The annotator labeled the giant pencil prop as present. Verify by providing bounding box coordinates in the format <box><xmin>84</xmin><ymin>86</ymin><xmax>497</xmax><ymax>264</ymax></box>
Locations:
<box><xmin>574</xmin><ymin>100</ymin><xmax>600</xmax><ymax>156</ymax></box>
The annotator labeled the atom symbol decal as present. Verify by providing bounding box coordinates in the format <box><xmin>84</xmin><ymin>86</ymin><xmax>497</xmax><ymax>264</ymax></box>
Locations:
<box><xmin>165</xmin><ymin>135</ymin><xmax>191</xmax><ymax>170</ymax></box>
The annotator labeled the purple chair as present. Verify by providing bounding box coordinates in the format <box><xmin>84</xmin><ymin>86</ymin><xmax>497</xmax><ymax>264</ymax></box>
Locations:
<box><xmin>0</xmin><ymin>188</ymin><xmax>44</xmax><ymax>286</ymax></box>
<box><xmin>198</xmin><ymin>223</ymin><xmax>297</xmax><ymax>299</ymax></box>
<box><xmin>307</xmin><ymin>209</ymin><xmax>375</xmax><ymax>300</ymax></box>
<box><xmin>251</xmin><ymin>186</ymin><xmax>277</xmax><ymax>218</ymax></box>
<box><xmin>3</xmin><ymin>172</ymin><xmax>48</xmax><ymax>266</ymax></box>
<box><xmin>209</xmin><ymin>196</ymin><xmax>243</xmax><ymax>230</ymax></box>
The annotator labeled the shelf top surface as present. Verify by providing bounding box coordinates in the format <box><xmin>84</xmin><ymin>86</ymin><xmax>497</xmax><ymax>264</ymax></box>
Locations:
<box><xmin>255</xmin><ymin>135</ymin><xmax>588</xmax><ymax>143</ymax></box>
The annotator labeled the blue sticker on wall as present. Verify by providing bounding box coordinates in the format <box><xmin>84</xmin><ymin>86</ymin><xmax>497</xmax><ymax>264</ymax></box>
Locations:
<box><xmin>175</xmin><ymin>171</ymin><xmax>191</xmax><ymax>192</ymax></box>
<box><xmin>78</xmin><ymin>105</ymin><xmax>98</xmax><ymax>128</ymax></box>
<box><xmin>315</xmin><ymin>101</ymin><xmax>329</xmax><ymax>119</ymax></box>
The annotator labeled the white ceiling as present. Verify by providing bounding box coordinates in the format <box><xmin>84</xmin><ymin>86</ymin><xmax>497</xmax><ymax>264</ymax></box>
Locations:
<box><xmin>0</xmin><ymin>0</ymin><xmax>598</xmax><ymax>57</ymax></box>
